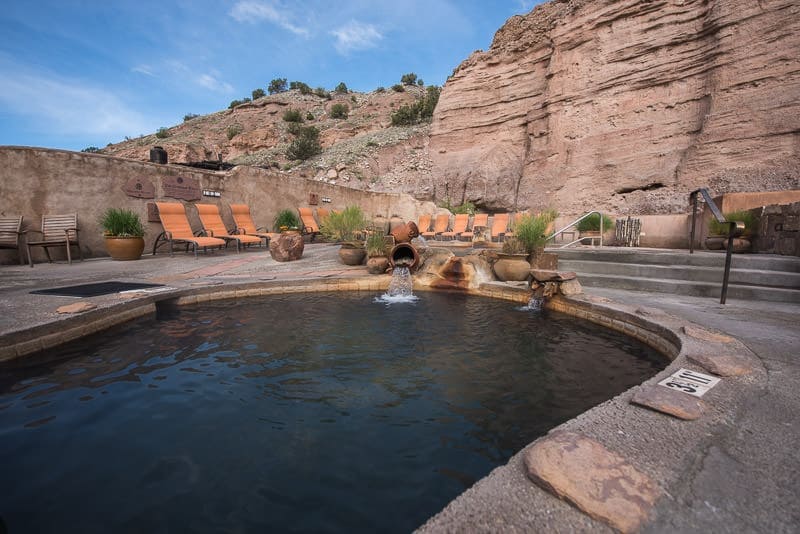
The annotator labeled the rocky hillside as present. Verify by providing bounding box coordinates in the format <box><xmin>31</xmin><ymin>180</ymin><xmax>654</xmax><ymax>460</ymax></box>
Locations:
<box><xmin>105</xmin><ymin>0</ymin><xmax>800</xmax><ymax>216</ymax></box>
<box><xmin>104</xmin><ymin>85</ymin><xmax>438</xmax><ymax>199</ymax></box>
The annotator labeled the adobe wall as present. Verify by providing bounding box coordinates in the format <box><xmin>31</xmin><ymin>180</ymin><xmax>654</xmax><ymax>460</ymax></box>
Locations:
<box><xmin>0</xmin><ymin>146</ymin><xmax>430</xmax><ymax>264</ymax></box>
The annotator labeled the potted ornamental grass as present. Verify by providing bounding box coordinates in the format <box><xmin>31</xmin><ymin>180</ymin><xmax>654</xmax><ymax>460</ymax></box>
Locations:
<box><xmin>494</xmin><ymin>210</ymin><xmax>558</xmax><ymax>281</ymax></box>
<box><xmin>99</xmin><ymin>208</ymin><xmax>146</xmax><ymax>260</ymax></box>
<box><xmin>273</xmin><ymin>209</ymin><xmax>301</xmax><ymax>233</ymax></box>
<box><xmin>706</xmin><ymin>209</ymin><xmax>757</xmax><ymax>252</ymax></box>
<box><xmin>321</xmin><ymin>206</ymin><xmax>368</xmax><ymax>265</ymax></box>
<box><xmin>577</xmin><ymin>212</ymin><xmax>615</xmax><ymax>243</ymax></box>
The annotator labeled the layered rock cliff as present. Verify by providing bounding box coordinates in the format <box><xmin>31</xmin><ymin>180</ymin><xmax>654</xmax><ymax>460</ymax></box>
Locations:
<box><xmin>430</xmin><ymin>0</ymin><xmax>800</xmax><ymax>214</ymax></box>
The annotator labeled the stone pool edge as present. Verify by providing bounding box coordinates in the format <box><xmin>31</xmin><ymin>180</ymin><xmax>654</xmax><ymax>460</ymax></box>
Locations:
<box><xmin>0</xmin><ymin>276</ymin><xmax>766</xmax><ymax>532</ymax></box>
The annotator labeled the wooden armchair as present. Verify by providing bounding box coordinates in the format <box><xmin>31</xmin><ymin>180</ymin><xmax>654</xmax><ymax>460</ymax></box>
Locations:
<box><xmin>0</xmin><ymin>215</ymin><xmax>27</xmax><ymax>265</ymax></box>
<box><xmin>26</xmin><ymin>214</ymin><xmax>82</xmax><ymax>267</ymax></box>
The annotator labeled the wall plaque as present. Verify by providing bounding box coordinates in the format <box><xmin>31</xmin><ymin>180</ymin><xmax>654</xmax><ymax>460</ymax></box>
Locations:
<box><xmin>308</xmin><ymin>192</ymin><xmax>319</xmax><ymax>205</ymax></box>
<box><xmin>122</xmin><ymin>177</ymin><xmax>155</xmax><ymax>199</ymax></box>
<box><xmin>163</xmin><ymin>176</ymin><xmax>201</xmax><ymax>201</ymax></box>
<box><xmin>146</xmin><ymin>202</ymin><xmax>160</xmax><ymax>222</ymax></box>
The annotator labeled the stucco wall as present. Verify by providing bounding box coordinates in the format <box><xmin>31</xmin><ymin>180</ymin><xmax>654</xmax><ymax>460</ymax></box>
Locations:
<box><xmin>0</xmin><ymin>147</ymin><xmax>432</xmax><ymax>264</ymax></box>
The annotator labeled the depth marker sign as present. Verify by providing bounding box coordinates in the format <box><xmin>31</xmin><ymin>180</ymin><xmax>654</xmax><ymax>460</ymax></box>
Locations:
<box><xmin>658</xmin><ymin>368</ymin><xmax>720</xmax><ymax>397</ymax></box>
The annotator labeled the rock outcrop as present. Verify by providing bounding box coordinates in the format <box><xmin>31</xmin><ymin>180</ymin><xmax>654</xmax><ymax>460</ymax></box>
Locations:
<box><xmin>430</xmin><ymin>0</ymin><xmax>800</xmax><ymax>214</ymax></box>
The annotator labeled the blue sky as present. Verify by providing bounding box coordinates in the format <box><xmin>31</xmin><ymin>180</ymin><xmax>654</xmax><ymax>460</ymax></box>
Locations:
<box><xmin>0</xmin><ymin>0</ymin><xmax>541</xmax><ymax>152</ymax></box>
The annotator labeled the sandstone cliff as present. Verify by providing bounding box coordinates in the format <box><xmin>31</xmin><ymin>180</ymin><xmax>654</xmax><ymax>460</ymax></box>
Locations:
<box><xmin>430</xmin><ymin>0</ymin><xmax>800</xmax><ymax>215</ymax></box>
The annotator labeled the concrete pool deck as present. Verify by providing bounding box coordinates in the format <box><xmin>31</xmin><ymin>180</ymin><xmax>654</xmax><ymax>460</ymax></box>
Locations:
<box><xmin>1</xmin><ymin>244</ymin><xmax>798</xmax><ymax>532</ymax></box>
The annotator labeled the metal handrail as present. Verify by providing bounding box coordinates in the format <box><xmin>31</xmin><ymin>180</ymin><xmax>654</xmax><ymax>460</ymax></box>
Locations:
<box><xmin>548</xmin><ymin>211</ymin><xmax>606</xmax><ymax>248</ymax></box>
<box><xmin>689</xmin><ymin>188</ymin><xmax>745</xmax><ymax>305</ymax></box>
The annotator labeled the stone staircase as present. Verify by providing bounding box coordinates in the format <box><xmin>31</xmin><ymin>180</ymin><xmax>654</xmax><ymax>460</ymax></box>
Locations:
<box><xmin>552</xmin><ymin>247</ymin><xmax>800</xmax><ymax>303</ymax></box>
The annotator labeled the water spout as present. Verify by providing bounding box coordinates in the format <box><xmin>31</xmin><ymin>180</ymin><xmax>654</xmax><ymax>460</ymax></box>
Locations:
<box><xmin>375</xmin><ymin>266</ymin><xmax>418</xmax><ymax>304</ymax></box>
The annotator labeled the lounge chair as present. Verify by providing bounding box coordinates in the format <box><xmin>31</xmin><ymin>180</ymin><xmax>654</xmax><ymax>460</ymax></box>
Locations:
<box><xmin>26</xmin><ymin>214</ymin><xmax>82</xmax><ymax>267</ymax></box>
<box><xmin>422</xmin><ymin>214</ymin><xmax>449</xmax><ymax>240</ymax></box>
<box><xmin>196</xmin><ymin>204</ymin><xmax>263</xmax><ymax>252</ymax></box>
<box><xmin>229</xmin><ymin>204</ymin><xmax>279</xmax><ymax>244</ymax></box>
<box><xmin>417</xmin><ymin>214</ymin><xmax>432</xmax><ymax>237</ymax></box>
<box><xmin>440</xmin><ymin>213</ymin><xmax>469</xmax><ymax>240</ymax></box>
<box><xmin>459</xmin><ymin>213</ymin><xmax>489</xmax><ymax>241</ymax></box>
<box><xmin>490</xmin><ymin>213</ymin><xmax>510</xmax><ymax>241</ymax></box>
<box><xmin>504</xmin><ymin>212</ymin><xmax>529</xmax><ymax>240</ymax></box>
<box><xmin>298</xmin><ymin>207</ymin><xmax>319</xmax><ymax>242</ymax></box>
<box><xmin>0</xmin><ymin>215</ymin><xmax>27</xmax><ymax>265</ymax></box>
<box><xmin>316</xmin><ymin>208</ymin><xmax>330</xmax><ymax>222</ymax></box>
<box><xmin>153</xmin><ymin>202</ymin><xmax>226</xmax><ymax>257</ymax></box>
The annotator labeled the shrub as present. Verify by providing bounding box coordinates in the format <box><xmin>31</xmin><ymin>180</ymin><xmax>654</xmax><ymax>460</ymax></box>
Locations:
<box><xmin>438</xmin><ymin>200</ymin><xmax>475</xmax><ymax>215</ymax></box>
<box><xmin>306</xmin><ymin>111</ymin><xmax>315</xmax><ymax>121</ymax></box>
<box><xmin>155</xmin><ymin>127</ymin><xmax>170</xmax><ymax>139</ymax></box>
<box><xmin>228</xmin><ymin>97</ymin><xmax>251</xmax><ymax>109</ymax></box>
<box><xmin>334</xmin><ymin>82</ymin><xmax>348</xmax><ymax>94</ymax></box>
<box><xmin>320</xmin><ymin>206</ymin><xmax>367</xmax><ymax>243</ymax></box>
<box><xmin>226</xmin><ymin>124</ymin><xmax>243</xmax><ymax>140</ymax></box>
<box><xmin>513</xmin><ymin>210</ymin><xmax>558</xmax><ymax>254</ymax></box>
<box><xmin>391</xmin><ymin>84</ymin><xmax>405</xmax><ymax>92</ymax></box>
<box><xmin>252</xmin><ymin>88</ymin><xmax>266</xmax><ymax>99</ymax></box>
<box><xmin>390</xmin><ymin>85</ymin><xmax>440</xmax><ymax>125</ymax></box>
<box><xmin>99</xmin><ymin>208</ymin><xmax>145</xmax><ymax>237</ymax></box>
<box><xmin>376</xmin><ymin>86</ymin><xmax>385</xmax><ymax>93</ymax></box>
<box><xmin>330</xmin><ymin>103</ymin><xmax>349</xmax><ymax>119</ymax></box>
<box><xmin>417</xmin><ymin>79</ymin><xmax>424</xmax><ymax>86</ymax></box>
<box><xmin>366</xmin><ymin>228</ymin><xmax>389</xmax><ymax>257</ymax></box>
<box><xmin>183</xmin><ymin>113</ymin><xmax>199</xmax><ymax>122</ymax></box>
<box><xmin>286</xmin><ymin>126</ymin><xmax>322</xmax><ymax>161</ymax></box>
<box><xmin>81</xmin><ymin>146</ymin><xmax>100</xmax><ymax>153</ymax></box>
<box><xmin>400</xmin><ymin>72</ymin><xmax>418</xmax><ymax>85</ymax></box>
<box><xmin>268</xmin><ymin>78</ymin><xmax>287</xmax><ymax>94</ymax></box>
<box><xmin>420</xmin><ymin>85</ymin><xmax>440</xmax><ymax>118</ymax></box>
<box><xmin>366</xmin><ymin>140</ymin><xmax>378</xmax><ymax>147</ymax></box>
<box><xmin>290</xmin><ymin>81</ymin><xmax>312</xmax><ymax>95</ymax></box>
<box><xmin>390</xmin><ymin>104</ymin><xmax>417</xmax><ymax>126</ymax></box>
<box><xmin>282</xmin><ymin>108</ymin><xmax>303</xmax><ymax>122</ymax></box>
<box><xmin>314</xmin><ymin>87</ymin><xmax>331</xmax><ymax>99</ymax></box>
<box><xmin>576</xmin><ymin>212</ymin><xmax>615</xmax><ymax>232</ymax></box>
<box><xmin>273</xmin><ymin>209</ymin><xmax>301</xmax><ymax>231</ymax></box>
<box><xmin>708</xmin><ymin>210</ymin><xmax>757</xmax><ymax>236</ymax></box>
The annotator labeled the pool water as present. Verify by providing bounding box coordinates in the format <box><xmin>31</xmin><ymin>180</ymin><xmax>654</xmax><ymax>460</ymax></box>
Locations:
<box><xmin>0</xmin><ymin>292</ymin><xmax>665</xmax><ymax>533</ymax></box>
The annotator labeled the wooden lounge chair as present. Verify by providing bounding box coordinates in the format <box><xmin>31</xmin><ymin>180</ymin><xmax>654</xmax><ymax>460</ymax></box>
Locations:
<box><xmin>0</xmin><ymin>215</ymin><xmax>27</xmax><ymax>265</ymax></box>
<box><xmin>196</xmin><ymin>204</ymin><xmax>263</xmax><ymax>252</ymax></box>
<box><xmin>229</xmin><ymin>204</ymin><xmax>279</xmax><ymax>244</ymax></box>
<box><xmin>417</xmin><ymin>214</ymin><xmax>432</xmax><ymax>236</ymax></box>
<box><xmin>26</xmin><ymin>214</ymin><xmax>82</xmax><ymax>267</ymax></box>
<box><xmin>422</xmin><ymin>214</ymin><xmax>449</xmax><ymax>240</ymax></box>
<box><xmin>459</xmin><ymin>213</ymin><xmax>488</xmax><ymax>241</ymax></box>
<box><xmin>152</xmin><ymin>202</ymin><xmax>226</xmax><ymax>258</ymax></box>
<box><xmin>440</xmin><ymin>213</ymin><xmax>469</xmax><ymax>240</ymax></box>
<box><xmin>490</xmin><ymin>213</ymin><xmax>510</xmax><ymax>241</ymax></box>
<box><xmin>298</xmin><ymin>207</ymin><xmax>319</xmax><ymax>241</ymax></box>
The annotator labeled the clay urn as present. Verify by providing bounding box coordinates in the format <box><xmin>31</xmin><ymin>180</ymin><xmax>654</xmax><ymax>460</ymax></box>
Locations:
<box><xmin>390</xmin><ymin>222</ymin><xmax>419</xmax><ymax>244</ymax></box>
<box><xmin>493</xmin><ymin>253</ymin><xmax>531</xmax><ymax>282</ymax></box>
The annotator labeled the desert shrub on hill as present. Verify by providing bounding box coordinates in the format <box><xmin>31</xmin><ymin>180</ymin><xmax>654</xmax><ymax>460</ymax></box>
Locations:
<box><xmin>252</xmin><ymin>88</ymin><xmax>266</xmax><ymax>99</ymax></box>
<box><xmin>330</xmin><ymin>103</ymin><xmax>349</xmax><ymax>119</ymax></box>
<box><xmin>286</xmin><ymin>126</ymin><xmax>322</xmax><ymax>161</ymax></box>
<box><xmin>155</xmin><ymin>127</ymin><xmax>170</xmax><ymax>139</ymax></box>
<box><xmin>268</xmin><ymin>78</ymin><xmax>287</xmax><ymax>94</ymax></box>
<box><xmin>282</xmin><ymin>109</ymin><xmax>303</xmax><ymax>123</ymax></box>
<box><xmin>227</xmin><ymin>124</ymin><xmax>243</xmax><ymax>140</ymax></box>
<box><xmin>401</xmin><ymin>73</ymin><xmax>417</xmax><ymax>85</ymax></box>
<box><xmin>335</xmin><ymin>82</ymin><xmax>348</xmax><ymax>94</ymax></box>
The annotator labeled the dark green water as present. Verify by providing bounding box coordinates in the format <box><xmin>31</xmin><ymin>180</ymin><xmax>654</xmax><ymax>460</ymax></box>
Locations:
<box><xmin>0</xmin><ymin>292</ymin><xmax>665</xmax><ymax>533</ymax></box>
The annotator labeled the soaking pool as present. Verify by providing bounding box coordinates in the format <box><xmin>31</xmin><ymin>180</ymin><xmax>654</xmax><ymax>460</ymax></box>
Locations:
<box><xmin>0</xmin><ymin>291</ymin><xmax>665</xmax><ymax>533</ymax></box>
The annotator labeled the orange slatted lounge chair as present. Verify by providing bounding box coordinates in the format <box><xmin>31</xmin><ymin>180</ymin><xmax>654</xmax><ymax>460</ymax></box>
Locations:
<box><xmin>298</xmin><ymin>207</ymin><xmax>319</xmax><ymax>242</ymax></box>
<box><xmin>417</xmin><ymin>214</ymin><xmax>432</xmax><ymax>237</ymax></box>
<box><xmin>440</xmin><ymin>213</ymin><xmax>469</xmax><ymax>240</ymax></box>
<box><xmin>196</xmin><ymin>204</ymin><xmax>263</xmax><ymax>252</ymax></box>
<box><xmin>229</xmin><ymin>204</ymin><xmax>279</xmax><ymax>245</ymax></box>
<box><xmin>490</xmin><ymin>213</ymin><xmax>510</xmax><ymax>242</ymax></box>
<box><xmin>422</xmin><ymin>213</ymin><xmax>450</xmax><ymax>240</ymax></box>
<box><xmin>316</xmin><ymin>208</ymin><xmax>330</xmax><ymax>222</ymax></box>
<box><xmin>459</xmin><ymin>213</ymin><xmax>488</xmax><ymax>241</ymax></box>
<box><xmin>153</xmin><ymin>202</ymin><xmax>226</xmax><ymax>258</ymax></box>
<box><xmin>0</xmin><ymin>215</ymin><xmax>27</xmax><ymax>265</ymax></box>
<box><xmin>26</xmin><ymin>214</ymin><xmax>82</xmax><ymax>267</ymax></box>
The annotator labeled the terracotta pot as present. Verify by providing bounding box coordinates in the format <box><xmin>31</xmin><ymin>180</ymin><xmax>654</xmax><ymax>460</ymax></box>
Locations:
<box><xmin>104</xmin><ymin>236</ymin><xmax>144</xmax><ymax>261</ymax></box>
<box><xmin>390</xmin><ymin>222</ymin><xmax>419</xmax><ymax>244</ymax></box>
<box><xmin>366</xmin><ymin>256</ymin><xmax>390</xmax><ymax>274</ymax></box>
<box><xmin>724</xmin><ymin>237</ymin><xmax>751</xmax><ymax>253</ymax></box>
<box><xmin>705</xmin><ymin>236</ymin><xmax>726</xmax><ymax>250</ymax></box>
<box><xmin>339</xmin><ymin>244</ymin><xmax>366</xmax><ymax>265</ymax></box>
<box><xmin>493</xmin><ymin>253</ymin><xmax>531</xmax><ymax>281</ymax></box>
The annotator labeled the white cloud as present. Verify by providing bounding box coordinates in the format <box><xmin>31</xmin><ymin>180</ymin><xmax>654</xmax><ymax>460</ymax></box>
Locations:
<box><xmin>330</xmin><ymin>20</ymin><xmax>383</xmax><ymax>55</ymax></box>
<box><xmin>196</xmin><ymin>73</ymin><xmax>235</xmax><ymax>94</ymax></box>
<box><xmin>229</xmin><ymin>1</ymin><xmax>309</xmax><ymax>36</ymax></box>
<box><xmin>131</xmin><ymin>64</ymin><xmax>155</xmax><ymax>77</ymax></box>
<box><xmin>0</xmin><ymin>64</ymin><xmax>155</xmax><ymax>138</ymax></box>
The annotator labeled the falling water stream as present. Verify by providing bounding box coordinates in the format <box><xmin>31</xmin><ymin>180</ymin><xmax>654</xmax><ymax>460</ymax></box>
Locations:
<box><xmin>375</xmin><ymin>264</ymin><xmax>417</xmax><ymax>304</ymax></box>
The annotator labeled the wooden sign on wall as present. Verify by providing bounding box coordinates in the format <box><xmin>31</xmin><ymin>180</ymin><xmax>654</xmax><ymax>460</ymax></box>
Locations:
<box><xmin>308</xmin><ymin>192</ymin><xmax>319</xmax><ymax>205</ymax></box>
<box><xmin>163</xmin><ymin>176</ymin><xmax>201</xmax><ymax>201</ymax></box>
<box><xmin>122</xmin><ymin>177</ymin><xmax>155</xmax><ymax>199</ymax></box>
